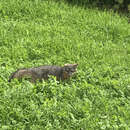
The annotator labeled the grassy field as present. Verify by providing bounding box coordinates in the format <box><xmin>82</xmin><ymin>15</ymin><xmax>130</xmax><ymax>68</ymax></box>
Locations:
<box><xmin>0</xmin><ymin>0</ymin><xmax>130</xmax><ymax>129</ymax></box>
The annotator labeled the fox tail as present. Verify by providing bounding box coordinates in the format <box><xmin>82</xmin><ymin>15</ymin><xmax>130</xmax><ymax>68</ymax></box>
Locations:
<box><xmin>8</xmin><ymin>68</ymin><xmax>26</xmax><ymax>82</ymax></box>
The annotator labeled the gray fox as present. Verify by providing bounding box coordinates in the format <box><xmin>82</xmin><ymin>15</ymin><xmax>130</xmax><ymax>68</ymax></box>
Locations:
<box><xmin>8</xmin><ymin>64</ymin><xmax>78</xmax><ymax>82</ymax></box>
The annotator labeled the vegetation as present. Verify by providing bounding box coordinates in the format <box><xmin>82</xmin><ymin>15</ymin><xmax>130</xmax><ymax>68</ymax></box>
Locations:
<box><xmin>0</xmin><ymin>0</ymin><xmax>130</xmax><ymax>129</ymax></box>
<box><xmin>65</xmin><ymin>0</ymin><xmax>130</xmax><ymax>12</ymax></box>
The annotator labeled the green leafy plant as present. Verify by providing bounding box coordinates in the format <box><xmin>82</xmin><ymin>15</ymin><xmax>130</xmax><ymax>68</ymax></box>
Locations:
<box><xmin>0</xmin><ymin>0</ymin><xmax>130</xmax><ymax>129</ymax></box>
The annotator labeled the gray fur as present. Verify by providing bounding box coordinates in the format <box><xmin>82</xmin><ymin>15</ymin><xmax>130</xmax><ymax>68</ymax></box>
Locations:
<box><xmin>8</xmin><ymin>64</ymin><xmax>78</xmax><ymax>82</ymax></box>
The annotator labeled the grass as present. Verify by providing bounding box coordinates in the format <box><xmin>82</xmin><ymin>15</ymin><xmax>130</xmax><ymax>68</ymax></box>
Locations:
<box><xmin>0</xmin><ymin>0</ymin><xmax>130</xmax><ymax>129</ymax></box>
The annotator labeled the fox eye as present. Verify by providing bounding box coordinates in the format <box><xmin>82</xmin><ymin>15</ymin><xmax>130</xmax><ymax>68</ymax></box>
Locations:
<box><xmin>71</xmin><ymin>68</ymin><xmax>75</xmax><ymax>71</ymax></box>
<box><xmin>66</xmin><ymin>68</ymin><xmax>70</xmax><ymax>71</ymax></box>
<box><xmin>65</xmin><ymin>67</ymin><xmax>76</xmax><ymax>73</ymax></box>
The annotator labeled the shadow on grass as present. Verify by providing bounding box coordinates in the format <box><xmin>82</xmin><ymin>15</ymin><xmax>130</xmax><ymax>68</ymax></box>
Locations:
<box><xmin>61</xmin><ymin>0</ymin><xmax>129</xmax><ymax>12</ymax></box>
<box><xmin>55</xmin><ymin>0</ymin><xmax>130</xmax><ymax>22</ymax></box>
<box><xmin>56</xmin><ymin>0</ymin><xmax>129</xmax><ymax>13</ymax></box>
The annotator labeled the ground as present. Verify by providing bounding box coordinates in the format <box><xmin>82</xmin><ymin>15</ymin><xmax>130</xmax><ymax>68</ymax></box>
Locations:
<box><xmin>0</xmin><ymin>0</ymin><xmax>130</xmax><ymax>129</ymax></box>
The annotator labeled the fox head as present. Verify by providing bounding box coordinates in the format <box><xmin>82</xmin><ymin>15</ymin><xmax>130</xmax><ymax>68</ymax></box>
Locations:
<box><xmin>62</xmin><ymin>64</ymin><xmax>78</xmax><ymax>78</ymax></box>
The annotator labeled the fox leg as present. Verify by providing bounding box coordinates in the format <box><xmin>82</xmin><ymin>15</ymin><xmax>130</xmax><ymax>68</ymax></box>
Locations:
<box><xmin>62</xmin><ymin>71</ymin><xmax>69</xmax><ymax>80</ymax></box>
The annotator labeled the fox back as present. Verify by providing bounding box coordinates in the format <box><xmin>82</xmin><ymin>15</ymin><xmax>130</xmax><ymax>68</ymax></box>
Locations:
<box><xmin>8</xmin><ymin>64</ymin><xmax>78</xmax><ymax>82</ymax></box>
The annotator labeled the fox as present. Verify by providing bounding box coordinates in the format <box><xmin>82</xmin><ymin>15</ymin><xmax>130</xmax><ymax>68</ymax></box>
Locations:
<box><xmin>8</xmin><ymin>64</ymin><xmax>78</xmax><ymax>83</ymax></box>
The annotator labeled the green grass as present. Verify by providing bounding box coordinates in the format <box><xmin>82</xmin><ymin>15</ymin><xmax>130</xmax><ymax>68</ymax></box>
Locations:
<box><xmin>0</xmin><ymin>0</ymin><xmax>130</xmax><ymax>129</ymax></box>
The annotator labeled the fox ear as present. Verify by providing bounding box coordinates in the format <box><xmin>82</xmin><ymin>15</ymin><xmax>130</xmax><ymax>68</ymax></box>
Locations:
<box><xmin>73</xmin><ymin>64</ymin><xmax>78</xmax><ymax>67</ymax></box>
<box><xmin>72</xmin><ymin>64</ymin><xmax>78</xmax><ymax>68</ymax></box>
<box><xmin>64</xmin><ymin>64</ymin><xmax>69</xmax><ymax>66</ymax></box>
<box><xmin>64</xmin><ymin>63</ymin><xmax>78</xmax><ymax>67</ymax></box>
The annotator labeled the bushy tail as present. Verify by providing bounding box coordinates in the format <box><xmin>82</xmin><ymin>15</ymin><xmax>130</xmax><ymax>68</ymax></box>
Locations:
<box><xmin>8</xmin><ymin>68</ymin><xmax>26</xmax><ymax>82</ymax></box>
<box><xmin>8</xmin><ymin>71</ymin><xmax>17</xmax><ymax>82</ymax></box>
